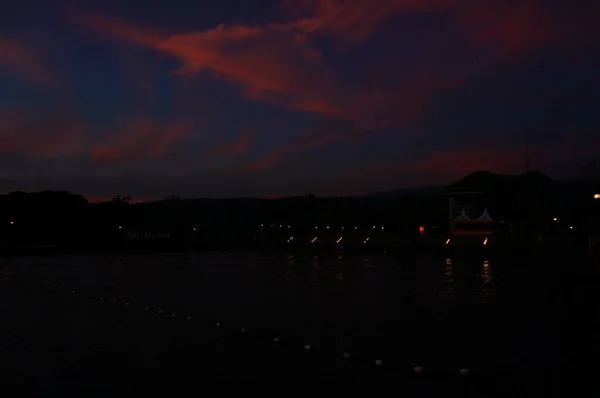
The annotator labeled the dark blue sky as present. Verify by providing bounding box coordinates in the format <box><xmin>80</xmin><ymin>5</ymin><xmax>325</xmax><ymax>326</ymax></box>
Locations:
<box><xmin>0</xmin><ymin>0</ymin><xmax>598</xmax><ymax>201</ymax></box>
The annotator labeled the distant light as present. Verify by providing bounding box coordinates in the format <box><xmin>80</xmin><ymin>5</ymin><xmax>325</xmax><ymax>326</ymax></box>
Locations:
<box><xmin>117</xmin><ymin>226</ymin><xmax>122</xmax><ymax>229</ymax></box>
<box><xmin>483</xmin><ymin>237</ymin><xmax>488</xmax><ymax>246</ymax></box>
<box><xmin>341</xmin><ymin>226</ymin><xmax>345</xmax><ymax>229</ymax></box>
<box><xmin>446</xmin><ymin>238</ymin><xmax>451</xmax><ymax>245</ymax></box>
<box><xmin>553</xmin><ymin>218</ymin><xmax>558</xmax><ymax>222</ymax></box>
<box><xmin>287</xmin><ymin>225</ymin><xmax>291</xmax><ymax>228</ymax></box>
<box><xmin>327</xmin><ymin>226</ymin><xmax>330</xmax><ymax>229</ymax></box>
<box><xmin>483</xmin><ymin>260</ymin><xmax>489</xmax><ymax>268</ymax></box>
<box><xmin>311</xmin><ymin>237</ymin><xmax>318</xmax><ymax>243</ymax></box>
<box><xmin>315</xmin><ymin>226</ymin><xmax>319</xmax><ymax>229</ymax></box>
<box><xmin>9</xmin><ymin>221</ymin><xmax>14</xmax><ymax>225</ymax></box>
<box><xmin>595</xmin><ymin>194</ymin><xmax>600</xmax><ymax>199</ymax></box>
<box><xmin>261</xmin><ymin>224</ymin><xmax>264</xmax><ymax>227</ymax></box>
<box><xmin>279</xmin><ymin>225</ymin><xmax>282</xmax><ymax>228</ymax></box>
<box><xmin>570</xmin><ymin>226</ymin><xmax>574</xmax><ymax>230</ymax></box>
<box><xmin>372</xmin><ymin>225</ymin><xmax>375</xmax><ymax>229</ymax></box>
<box><xmin>336</xmin><ymin>237</ymin><xmax>343</xmax><ymax>243</ymax></box>
<box><xmin>419</xmin><ymin>225</ymin><xmax>425</xmax><ymax>234</ymax></box>
<box><xmin>364</xmin><ymin>237</ymin><xmax>370</xmax><ymax>244</ymax></box>
<box><xmin>354</xmin><ymin>226</ymin><xmax>358</xmax><ymax>230</ymax></box>
<box><xmin>193</xmin><ymin>228</ymin><xmax>197</xmax><ymax>231</ymax></box>
<box><xmin>381</xmin><ymin>227</ymin><xmax>384</xmax><ymax>230</ymax></box>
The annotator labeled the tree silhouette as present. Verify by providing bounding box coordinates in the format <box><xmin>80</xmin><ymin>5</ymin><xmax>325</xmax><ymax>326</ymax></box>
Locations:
<box><xmin>113</xmin><ymin>195</ymin><xmax>131</xmax><ymax>204</ymax></box>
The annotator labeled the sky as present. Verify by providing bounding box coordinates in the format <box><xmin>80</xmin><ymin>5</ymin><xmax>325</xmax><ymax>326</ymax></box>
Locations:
<box><xmin>0</xmin><ymin>0</ymin><xmax>598</xmax><ymax>201</ymax></box>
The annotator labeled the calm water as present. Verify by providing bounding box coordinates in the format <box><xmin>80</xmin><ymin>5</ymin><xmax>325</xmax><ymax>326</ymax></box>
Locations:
<box><xmin>12</xmin><ymin>251</ymin><xmax>552</xmax><ymax>372</ymax></box>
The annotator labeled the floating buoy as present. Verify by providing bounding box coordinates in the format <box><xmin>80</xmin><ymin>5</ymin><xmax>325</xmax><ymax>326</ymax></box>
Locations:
<box><xmin>459</xmin><ymin>368</ymin><xmax>469</xmax><ymax>375</ymax></box>
<box><xmin>343</xmin><ymin>352</ymin><xmax>351</xmax><ymax>359</ymax></box>
<box><xmin>413</xmin><ymin>366</ymin><xmax>423</xmax><ymax>373</ymax></box>
<box><xmin>375</xmin><ymin>360</ymin><xmax>383</xmax><ymax>367</ymax></box>
<box><xmin>304</xmin><ymin>344</ymin><xmax>311</xmax><ymax>351</ymax></box>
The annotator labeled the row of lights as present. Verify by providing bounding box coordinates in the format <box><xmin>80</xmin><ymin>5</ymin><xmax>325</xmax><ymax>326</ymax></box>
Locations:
<box><xmin>289</xmin><ymin>236</ymin><xmax>369</xmax><ymax>244</ymax></box>
<box><xmin>262</xmin><ymin>225</ymin><xmax>386</xmax><ymax>230</ymax></box>
<box><xmin>39</xmin><ymin>273</ymin><xmax>471</xmax><ymax>376</ymax></box>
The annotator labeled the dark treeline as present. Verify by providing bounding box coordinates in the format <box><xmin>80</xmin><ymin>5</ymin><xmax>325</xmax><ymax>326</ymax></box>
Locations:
<box><xmin>0</xmin><ymin>171</ymin><xmax>599</xmax><ymax>253</ymax></box>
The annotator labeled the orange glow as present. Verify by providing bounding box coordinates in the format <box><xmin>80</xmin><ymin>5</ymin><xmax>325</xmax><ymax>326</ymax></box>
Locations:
<box><xmin>594</xmin><ymin>194</ymin><xmax>600</xmax><ymax>199</ymax></box>
<box><xmin>419</xmin><ymin>225</ymin><xmax>425</xmax><ymax>234</ymax></box>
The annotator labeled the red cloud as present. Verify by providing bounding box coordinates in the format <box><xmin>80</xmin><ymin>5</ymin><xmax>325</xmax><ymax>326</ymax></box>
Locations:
<box><xmin>91</xmin><ymin>119</ymin><xmax>190</xmax><ymax>164</ymax></box>
<box><xmin>0</xmin><ymin>108</ymin><xmax>85</xmax><ymax>157</ymax></box>
<box><xmin>238</xmin><ymin>123</ymin><xmax>366</xmax><ymax>174</ymax></box>
<box><xmin>74</xmin><ymin>1</ymin><xmax>587</xmax><ymax>131</ymax></box>
<box><xmin>0</xmin><ymin>36</ymin><xmax>61</xmax><ymax>87</ymax></box>
<box><xmin>209</xmin><ymin>129</ymin><xmax>252</xmax><ymax>159</ymax></box>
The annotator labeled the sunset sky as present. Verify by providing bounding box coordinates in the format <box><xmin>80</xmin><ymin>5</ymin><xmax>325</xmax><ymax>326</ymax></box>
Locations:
<box><xmin>1</xmin><ymin>0</ymin><xmax>598</xmax><ymax>201</ymax></box>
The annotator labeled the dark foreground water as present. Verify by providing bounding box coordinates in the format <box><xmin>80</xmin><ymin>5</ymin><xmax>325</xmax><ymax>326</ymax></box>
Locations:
<box><xmin>0</xmin><ymin>251</ymin><xmax>594</xmax><ymax>396</ymax></box>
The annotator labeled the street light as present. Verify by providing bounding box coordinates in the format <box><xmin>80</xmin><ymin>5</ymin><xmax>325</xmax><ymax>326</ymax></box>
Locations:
<box><xmin>594</xmin><ymin>193</ymin><xmax>600</xmax><ymax>199</ymax></box>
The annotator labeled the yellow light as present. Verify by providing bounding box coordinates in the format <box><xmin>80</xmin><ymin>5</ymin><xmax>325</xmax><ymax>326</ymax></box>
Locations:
<box><xmin>483</xmin><ymin>238</ymin><xmax>488</xmax><ymax>245</ymax></box>
<box><xmin>553</xmin><ymin>218</ymin><xmax>558</xmax><ymax>222</ymax></box>
<box><xmin>595</xmin><ymin>194</ymin><xmax>600</xmax><ymax>199</ymax></box>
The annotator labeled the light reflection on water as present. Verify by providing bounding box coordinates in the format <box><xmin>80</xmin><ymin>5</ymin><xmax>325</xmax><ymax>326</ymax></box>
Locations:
<box><xmin>479</xmin><ymin>260</ymin><xmax>495</xmax><ymax>303</ymax></box>
<box><xmin>444</xmin><ymin>258</ymin><xmax>456</xmax><ymax>300</ymax></box>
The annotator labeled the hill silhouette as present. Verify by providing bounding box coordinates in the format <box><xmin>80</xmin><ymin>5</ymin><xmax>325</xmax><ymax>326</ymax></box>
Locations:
<box><xmin>1</xmin><ymin>171</ymin><xmax>598</xmax><ymax>254</ymax></box>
